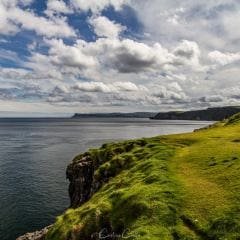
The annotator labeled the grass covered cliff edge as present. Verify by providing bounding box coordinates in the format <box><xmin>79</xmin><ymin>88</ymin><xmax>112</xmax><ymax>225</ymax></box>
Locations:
<box><xmin>46</xmin><ymin>114</ymin><xmax>240</xmax><ymax>240</ymax></box>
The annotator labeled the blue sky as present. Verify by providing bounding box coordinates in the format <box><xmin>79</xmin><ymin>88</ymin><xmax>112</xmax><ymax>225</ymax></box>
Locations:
<box><xmin>0</xmin><ymin>0</ymin><xmax>239</xmax><ymax>116</ymax></box>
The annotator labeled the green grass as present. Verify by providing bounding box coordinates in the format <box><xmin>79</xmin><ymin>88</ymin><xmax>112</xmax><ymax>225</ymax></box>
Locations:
<box><xmin>46</xmin><ymin>113</ymin><xmax>240</xmax><ymax>240</ymax></box>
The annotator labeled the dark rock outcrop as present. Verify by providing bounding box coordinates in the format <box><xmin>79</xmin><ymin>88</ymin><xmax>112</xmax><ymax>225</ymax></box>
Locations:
<box><xmin>151</xmin><ymin>106</ymin><xmax>240</xmax><ymax>121</ymax></box>
<box><xmin>66</xmin><ymin>152</ymin><xmax>110</xmax><ymax>208</ymax></box>
<box><xmin>16</xmin><ymin>226</ymin><xmax>52</xmax><ymax>240</ymax></box>
<box><xmin>67</xmin><ymin>154</ymin><xmax>96</xmax><ymax>208</ymax></box>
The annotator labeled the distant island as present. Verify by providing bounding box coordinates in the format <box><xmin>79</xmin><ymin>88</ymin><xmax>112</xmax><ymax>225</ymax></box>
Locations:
<box><xmin>151</xmin><ymin>106</ymin><xmax>240</xmax><ymax>121</ymax></box>
<box><xmin>72</xmin><ymin>112</ymin><xmax>157</xmax><ymax>118</ymax></box>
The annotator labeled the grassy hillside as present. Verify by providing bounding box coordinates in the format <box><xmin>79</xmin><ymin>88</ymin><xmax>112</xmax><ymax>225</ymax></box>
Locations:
<box><xmin>46</xmin><ymin>114</ymin><xmax>240</xmax><ymax>240</ymax></box>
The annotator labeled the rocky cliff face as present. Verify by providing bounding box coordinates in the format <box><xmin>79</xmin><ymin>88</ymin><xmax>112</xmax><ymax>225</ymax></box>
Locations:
<box><xmin>66</xmin><ymin>153</ymin><xmax>100</xmax><ymax>208</ymax></box>
<box><xmin>66</xmin><ymin>150</ymin><xmax>114</xmax><ymax>208</ymax></box>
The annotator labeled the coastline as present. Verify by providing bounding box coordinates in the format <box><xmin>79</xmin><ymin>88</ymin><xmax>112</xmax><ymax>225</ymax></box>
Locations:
<box><xmin>17</xmin><ymin>114</ymin><xmax>240</xmax><ymax>239</ymax></box>
<box><xmin>16</xmin><ymin>226</ymin><xmax>52</xmax><ymax>240</ymax></box>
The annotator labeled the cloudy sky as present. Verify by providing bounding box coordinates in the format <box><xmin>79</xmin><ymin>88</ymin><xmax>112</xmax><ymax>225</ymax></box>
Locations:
<box><xmin>0</xmin><ymin>0</ymin><xmax>239</xmax><ymax>116</ymax></box>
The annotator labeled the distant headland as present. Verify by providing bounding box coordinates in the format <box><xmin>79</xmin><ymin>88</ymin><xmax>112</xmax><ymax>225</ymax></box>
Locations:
<box><xmin>72</xmin><ymin>106</ymin><xmax>240</xmax><ymax>121</ymax></box>
<box><xmin>150</xmin><ymin>106</ymin><xmax>240</xmax><ymax>121</ymax></box>
<box><xmin>72</xmin><ymin>112</ymin><xmax>157</xmax><ymax>118</ymax></box>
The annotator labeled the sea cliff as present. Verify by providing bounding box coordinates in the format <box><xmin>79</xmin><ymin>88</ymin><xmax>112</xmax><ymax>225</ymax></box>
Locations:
<box><xmin>17</xmin><ymin>113</ymin><xmax>240</xmax><ymax>239</ymax></box>
<box><xmin>151</xmin><ymin>106</ymin><xmax>240</xmax><ymax>120</ymax></box>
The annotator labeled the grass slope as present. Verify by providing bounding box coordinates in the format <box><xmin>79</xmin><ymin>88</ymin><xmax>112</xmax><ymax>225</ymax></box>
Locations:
<box><xmin>46</xmin><ymin>114</ymin><xmax>240</xmax><ymax>240</ymax></box>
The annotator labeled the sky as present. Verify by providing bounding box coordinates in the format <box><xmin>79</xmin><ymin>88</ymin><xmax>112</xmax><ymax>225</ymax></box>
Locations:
<box><xmin>0</xmin><ymin>0</ymin><xmax>239</xmax><ymax>116</ymax></box>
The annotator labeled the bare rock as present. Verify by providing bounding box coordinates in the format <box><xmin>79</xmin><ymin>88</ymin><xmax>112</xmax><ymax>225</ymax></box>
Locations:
<box><xmin>66</xmin><ymin>154</ymin><xmax>103</xmax><ymax>208</ymax></box>
<box><xmin>16</xmin><ymin>225</ymin><xmax>52</xmax><ymax>240</ymax></box>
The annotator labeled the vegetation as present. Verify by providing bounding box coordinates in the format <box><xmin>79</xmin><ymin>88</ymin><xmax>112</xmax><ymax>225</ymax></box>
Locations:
<box><xmin>46</xmin><ymin>113</ymin><xmax>240</xmax><ymax>240</ymax></box>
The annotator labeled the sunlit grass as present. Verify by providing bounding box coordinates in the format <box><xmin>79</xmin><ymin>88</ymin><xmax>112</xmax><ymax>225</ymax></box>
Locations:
<box><xmin>46</xmin><ymin>113</ymin><xmax>240</xmax><ymax>240</ymax></box>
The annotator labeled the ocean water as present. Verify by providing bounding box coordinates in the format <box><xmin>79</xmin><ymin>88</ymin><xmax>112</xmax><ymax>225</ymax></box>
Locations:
<box><xmin>0</xmin><ymin>118</ymin><xmax>212</xmax><ymax>240</ymax></box>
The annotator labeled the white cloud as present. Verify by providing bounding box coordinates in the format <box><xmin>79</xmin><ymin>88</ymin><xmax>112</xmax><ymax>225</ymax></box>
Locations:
<box><xmin>49</xmin><ymin>80</ymin><xmax>189</xmax><ymax>107</ymax></box>
<box><xmin>130</xmin><ymin>0</ymin><xmax>239</xmax><ymax>50</ymax></box>
<box><xmin>113</xmin><ymin>81</ymin><xmax>142</xmax><ymax>91</ymax></box>
<box><xmin>152</xmin><ymin>83</ymin><xmax>188</xmax><ymax>103</ymax></box>
<box><xmin>47</xmin><ymin>39</ymin><xmax>97</xmax><ymax>69</ymax></box>
<box><xmin>11</xmin><ymin>8</ymin><xmax>76</xmax><ymax>37</ymax></box>
<box><xmin>28</xmin><ymin>41</ymin><xmax>37</xmax><ymax>51</ymax></box>
<box><xmin>0</xmin><ymin>49</ymin><xmax>20</xmax><ymax>63</ymax></box>
<box><xmin>45</xmin><ymin>0</ymin><xmax>73</xmax><ymax>16</ymax></box>
<box><xmin>103</xmin><ymin>39</ymin><xmax>172</xmax><ymax>73</ymax></box>
<box><xmin>38</xmin><ymin>37</ymin><xmax>204</xmax><ymax>76</ymax></box>
<box><xmin>168</xmin><ymin>82</ymin><xmax>183</xmax><ymax>92</ymax></box>
<box><xmin>1</xmin><ymin>0</ymin><xmax>240</xmax><ymax>113</ymax></box>
<box><xmin>99</xmin><ymin>39</ymin><xmax>203</xmax><ymax>73</ymax></box>
<box><xmin>74</xmin><ymin>82</ymin><xmax>115</xmax><ymax>93</ymax></box>
<box><xmin>0</xmin><ymin>2</ymin><xmax>19</xmax><ymax>35</ymax></box>
<box><xmin>0</xmin><ymin>1</ymin><xmax>76</xmax><ymax>37</ymax></box>
<box><xmin>208</xmin><ymin>50</ymin><xmax>240</xmax><ymax>66</ymax></box>
<box><xmin>70</xmin><ymin>0</ymin><xmax>129</xmax><ymax>13</ymax></box>
<box><xmin>89</xmin><ymin>16</ymin><xmax>125</xmax><ymax>38</ymax></box>
<box><xmin>73</xmin><ymin>81</ymin><xmax>140</xmax><ymax>93</ymax></box>
<box><xmin>173</xmin><ymin>40</ymin><xmax>201</xmax><ymax>68</ymax></box>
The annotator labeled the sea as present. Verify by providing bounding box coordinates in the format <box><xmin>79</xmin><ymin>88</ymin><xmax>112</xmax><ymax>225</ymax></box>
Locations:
<box><xmin>0</xmin><ymin>118</ymin><xmax>212</xmax><ymax>240</ymax></box>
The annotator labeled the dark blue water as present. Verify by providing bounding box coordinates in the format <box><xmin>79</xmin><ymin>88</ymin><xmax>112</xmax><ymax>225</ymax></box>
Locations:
<box><xmin>0</xmin><ymin>118</ymin><xmax>211</xmax><ymax>240</ymax></box>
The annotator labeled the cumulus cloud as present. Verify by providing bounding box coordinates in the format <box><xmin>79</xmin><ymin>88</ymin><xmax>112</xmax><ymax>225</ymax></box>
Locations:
<box><xmin>0</xmin><ymin>82</ymin><xmax>45</xmax><ymax>101</ymax></box>
<box><xmin>0</xmin><ymin>1</ymin><xmax>76</xmax><ymax>37</ymax></box>
<box><xmin>101</xmin><ymin>39</ymin><xmax>203</xmax><ymax>73</ymax></box>
<box><xmin>74</xmin><ymin>82</ymin><xmax>115</xmax><ymax>93</ymax></box>
<box><xmin>173</xmin><ymin>40</ymin><xmax>201</xmax><ymax>69</ymax></box>
<box><xmin>104</xmin><ymin>39</ymin><xmax>172</xmax><ymax>73</ymax></box>
<box><xmin>208</xmin><ymin>50</ymin><xmax>240</xmax><ymax>66</ymax></box>
<box><xmin>45</xmin><ymin>0</ymin><xmax>73</xmax><ymax>16</ymax></box>
<box><xmin>47</xmin><ymin>81</ymin><xmax>155</xmax><ymax>107</ymax></box>
<box><xmin>11</xmin><ymin>8</ymin><xmax>76</xmax><ymax>38</ymax></box>
<box><xmin>29</xmin><ymin>37</ymin><xmax>204</xmax><ymax>78</ymax></box>
<box><xmin>42</xmin><ymin>79</ymin><xmax>190</xmax><ymax>108</ymax></box>
<box><xmin>70</xmin><ymin>0</ymin><xmax>129</xmax><ymax>13</ymax></box>
<box><xmin>0</xmin><ymin>67</ymin><xmax>30</xmax><ymax>80</ymax></box>
<box><xmin>130</xmin><ymin>0</ymin><xmax>240</xmax><ymax>50</ymax></box>
<box><xmin>0</xmin><ymin>2</ymin><xmax>19</xmax><ymax>35</ymax></box>
<box><xmin>152</xmin><ymin>83</ymin><xmax>188</xmax><ymax>103</ymax></box>
<box><xmin>1</xmin><ymin>0</ymin><xmax>240</xmax><ymax>113</ymax></box>
<box><xmin>46</xmin><ymin>39</ymin><xmax>97</xmax><ymax>69</ymax></box>
<box><xmin>73</xmin><ymin>81</ymin><xmax>140</xmax><ymax>93</ymax></box>
<box><xmin>89</xmin><ymin>16</ymin><xmax>126</xmax><ymax>38</ymax></box>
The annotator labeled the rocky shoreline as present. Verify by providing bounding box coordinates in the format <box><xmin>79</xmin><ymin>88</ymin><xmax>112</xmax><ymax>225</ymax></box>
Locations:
<box><xmin>16</xmin><ymin>226</ymin><xmax>52</xmax><ymax>240</ymax></box>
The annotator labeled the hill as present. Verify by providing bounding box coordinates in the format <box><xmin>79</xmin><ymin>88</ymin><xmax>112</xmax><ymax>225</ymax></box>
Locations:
<box><xmin>151</xmin><ymin>106</ymin><xmax>240</xmax><ymax>121</ymax></box>
<box><xmin>72</xmin><ymin>112</ymin><xmax>157</xmax><ymax>118</ymax></box>
<box><xmin>18</xmin><ymin>113</ymin><xmax>240</xmax><ymax>240</ymax></box>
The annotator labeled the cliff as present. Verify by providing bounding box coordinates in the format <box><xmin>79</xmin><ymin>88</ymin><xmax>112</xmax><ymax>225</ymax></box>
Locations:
<box><xmin>66</xmin><ymin>152</ymin><xmax>105</xmax><ymax>208</ymax></box>
<box><xmin>18</xmin><ymin>113</ymin><xmax>240</xmax><ymax>240</ymax></box>
<box><xmin>151</xmin><ymin>106</ymin><xmax>240</xmax><ymax>120</ymax></box>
